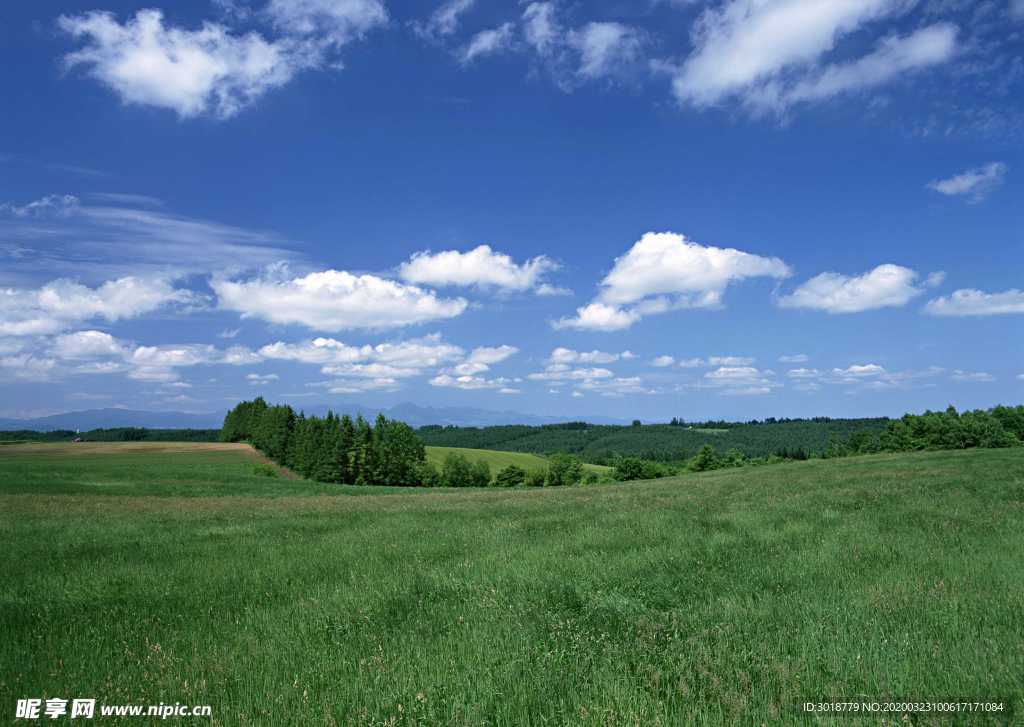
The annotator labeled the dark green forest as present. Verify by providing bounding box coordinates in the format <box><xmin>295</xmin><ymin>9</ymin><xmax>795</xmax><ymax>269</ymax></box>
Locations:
<box><xmin>0</xmin><ymin>428</ymin><xmax>220</xmax><ymax>443</ymax></box>
<box><xmin>416</xmin><ymin>417</ymin><xmax>893</xmax><ymax>463</ymax></box>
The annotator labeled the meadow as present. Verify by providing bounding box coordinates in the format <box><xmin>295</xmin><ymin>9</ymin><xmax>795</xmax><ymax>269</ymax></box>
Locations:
<box><xmin>425</xmin><ymin>445</ymin><xmax>611</xmax><ymax>476</ymax></box>
<box><xmin>1</xmin><ymin>443</ymin><xmax>1022</xmax><ymax>724</ymax></box>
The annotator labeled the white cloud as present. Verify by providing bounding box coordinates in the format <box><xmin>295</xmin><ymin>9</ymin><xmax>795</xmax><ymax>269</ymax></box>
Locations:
<box><xmin>214</xmin><ymin>266</ymin><xmax>467</xmax><ymax>331</ymax></box>
<box><xmin>498</xmin><ymin>387</ymin><xmax>521</xmax><ymax>395</ymax></box>
<box><xmin>677</xmin><ymin>357</ymin><xmax>705</xmax><ymax>368</ymax></box>
<box><xmin>552</xmin><ymin>302</ymin><xmax>640</xmax><ymax>332</ymax></box>
<box><xmin>527</xmin><ymin>365</ymin><xmax>614</xmax><ymax>382</ymax></box>
<box><xmin>0</xmin><ymin>354</ymin><xmax>58</xmax><ymax>382</ymax></box>
<box><xmin>398</xmin><ymin>245</ymin><xmax>558</xmax><ymax>292</ymax></box>
<box><xmin>777</xmin><ymin>264</ymin><xmax>933</xmax><ymax>313</ymax></box>
<box><xmin>576</xmin><ymin>376</ymin><xmax>653</xmax><ymax>397</ymax></box>
<box><xmin>452</xmin><ymin>344</ymin><xmax>518</xmax><ymax>375</ymax></box>
<box><xmin>52</xmin><ymin>330</ymin><xmax>128</xmax><ymax>359</ymax></box>
<box><xmin>59</xmin><ymin>10</ymin><xmax>310</xmax><ymax>119</ymax></box>
<box><xmin>549</xmin><ymin>347</ymin><xmax>627</xmax><ymax>365</ymax></box>
<box><xmin>924</xmin><ymin>288</ymin><xmax>1024</xmax><ymax>316</ymax></box>
<box><xmin>709</xmin><ymin>356</ymin><xmax>754</xmax><ymax>366</ymax></box>
<box><xmin>316</xmin><ymin>377</ymin><xmax>401</xmax><ymax>394</ymax></box>
<box><xmin>651</xmin><ymin>355</ymin><xmax>676</xmax><ymax>367</ymax></box>
<box><xmin>556</xmin><ymin>232</ymin><xmax>789</xmax><ymax>330</ymax></box>
<box><xmin>0</xmin><ymin>194</ymin><xmax>296</xmax><ymax>282</ymax></box>
<box><xmin>0</xmin><ymin>194</ymin><xmax>80</xmax><ymax>218</ymax></box>
<box><xmin>460</xmin><ymin>24</ymin><xmax>516</xmax><ymax>64</ymax></box>
<box><xmin>522</xmin><ymin>2</ymin><xmax>560</xmax><ymax>56</ymax></box>
<box><xmin>42</xmin><ymin>330</ymin><xmax>262</xmax><ymax>383</ymax></box>
<box><xmin>781</xmin><ymin>24</ymin><xmax>957</xmax><ymax>107</ymax></box>
<box><xmin>536</xmin><ymin>283</ymin><xmax>573</xmax><ymax>297</ymax></box>
<box><xmin>0</xmin><ymin>276</ymin><xmax>193</xmax><ymax>337</ymax></box>
<box><xmin>1013</xmin><ymin>0</ymin><xmax>1024</xmax><ymax>19</ymax></box>
<box><xmin>950</xmin><ymin>370</ymin><xmax>995</xmax><ymax>383</ymax></box>
<box><xmin>567</xmin><ymin>22</ymin><xmax>643</xmax><ymax>79</ymax></box>
<box><xmin>832</xmin><ymin>363</ymin><xmax>886</xmax><ymax>378</ymax></box>
<box><xmin>267</xmin><ymin>0</ymin><xmax>387</xmax><ymax>46</ymax></box>
<box><xmin>927</xmin><ymin>162</ymin><xmax>1007</xmax><ymax>202</ymax></box>
<box><xmin>664</xmin><ymin>0</ymin><xmax>955</xmax><ymax>113</ymax></box>
<box><xmin>247</xmin><ymin>372</ymin><xmax>280</xmax><ymax>385</ymax></box>
<box><xmin>786</xmin><ymin>367</ymin><xmax>821</xmax><ymax>379</ymax></box>
<box><xmin>700</xmin><ymin>366</ymin><xmax>780</xmax><ymax>396</ymax></box>
<box><xmin>571</xmin><ymin>390</ymin><xmax>584</xmax><ymax>398</ymax></box>
<box><xmin>598</xmin><ymin>232</ymin><xmax>790</xmax><ymax>305</ymax></box>
<box><xmin>260</xmin><ymin>334</ymin><xmax>465</xmax><ymax>381</ymax></box>
<box><xmin>218</xmin><ymin>328</ymin><xmax>241</xmax><ymax>339</ymax></box>
<box><xmin>413</xmin><ymin>0</ymin><xmax>475</xmax><ymax>40</ymax></box>
<box><xmin>779</xmin><ymin>353</ymin><xmax>809</xmax><ymax>363</ymax></box>
<box><xmin>429</xmin><ymin>373</ymin><xmax>518</xmax><ymax>390</ymax></box>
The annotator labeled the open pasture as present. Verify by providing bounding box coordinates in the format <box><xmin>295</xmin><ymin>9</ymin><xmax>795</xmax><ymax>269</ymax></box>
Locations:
<box><xmin>1</xmin><ymin>443</ymin><xmax>1022</xmax><ymax>724</ymax></box>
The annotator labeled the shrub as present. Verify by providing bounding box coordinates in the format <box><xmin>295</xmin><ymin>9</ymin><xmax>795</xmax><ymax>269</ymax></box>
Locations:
<box><xmin>525</xmin><ymin>469</ymin><xmax>547</xmax><ymax>487</ymax></box>
<box><xmin>441</xmin><ymin>453</ymin><xmax>474</xmax><ymax>487</ymax></box>
<box><xmin>470</xmin><ymin>460</ymin><xmax>492</xmax><ymax>488</ymax></box>
<box><xmin>495</xmin><ymin>465</ymin><xmax>527</xmax><ymax>488</ymax></box>
<box><xmin>252</xmin><ymin>463</ymin><xmax>278</xmax><ymax>478</ymax></box>
<box><xmin>546</xmin><ymin>454</ymin><xmax>584</xmax><ymax>487</ymax></box>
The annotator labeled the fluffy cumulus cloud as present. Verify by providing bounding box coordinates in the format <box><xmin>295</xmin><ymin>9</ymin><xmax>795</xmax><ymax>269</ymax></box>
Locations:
<box><xmin>924</xmin><ymin>288</ymin><xmax>1024</xmax><ymax>316</ymax></box>
<box><xmin>59</xmin><ymin>1</ymin><xmax>387</xmax><ymax>119</ymax></box>
<box><xmin>260</xmin><ymin>333</ymin><xmax>465</xmax><ymax>381</ymax></box>
<box><xmin>214</xmin><ymin>266</ymin><xmax>468</xmax><ymax>331</ymax></box>
<box><xmin>398</xmin><ymin>245</ymin><xmax>558</xmax><ymax>293</ymax></box>
<box><xmin>779</xmin><ymin>353</ymin><xmax>809</xmax><ymax>363</ymax></box>
<box><xmin>59</xmin><ymin>10</ymin><xmax>307</xmax><ymax>119</ymax></box>
<box><xmin>927</xmin><ymin>162</ymin><xmax>1008</xmax><ymax>202</ymax></box>
<box><xmin>0</xmin><ymin>276</ymin><xmax>193</xmax><ymax>337</ymax></box>
<box><xmin>662</xmin><ymin>0</ymin><xmax>957</xmax><ymax>113</ymax></box>
<box><xmin>40</xmin><ymin>330</ymin><xmax>261</xmax><ymax>383</ymax></box>
<box><xmin>259</xmin><ymin>333</ymin><xmax>520</xmax><ymax>393</ymax></box>
<box><xmin>555</xmin><ymin>232</ymin><xmax>790</xmax><ymax>330</ymax></box>
<box><xmin>777</xmin><ymin>264</ymin><xmax>940</xmax><ymax>313</ymax></box>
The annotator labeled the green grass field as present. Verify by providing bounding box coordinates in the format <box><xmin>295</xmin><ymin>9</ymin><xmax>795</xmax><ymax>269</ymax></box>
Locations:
<box><xmin>1</xmin><ymin>443</ymin><xmax>1022</xmax><ymax>724</ymax></box>
<box><xmin>425</xmin><ymin>445</ymin><xmax>611</xmax><ymax>476</ymax></box>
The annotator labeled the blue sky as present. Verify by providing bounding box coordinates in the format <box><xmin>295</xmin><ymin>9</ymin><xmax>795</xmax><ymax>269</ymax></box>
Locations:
<box><xmin>1</xmin><ymin>0</ymin><xmax>1022</xmax><ymax>422</ymax></box>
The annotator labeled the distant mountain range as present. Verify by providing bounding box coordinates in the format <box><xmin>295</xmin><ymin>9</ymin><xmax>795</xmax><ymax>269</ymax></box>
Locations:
<box><xmin>0</xmin><ymin>403</ymin><xmax>630</xmax><ymax>432</ymax></box>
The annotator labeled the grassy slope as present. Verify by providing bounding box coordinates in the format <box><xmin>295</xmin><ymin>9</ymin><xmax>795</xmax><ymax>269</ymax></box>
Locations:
<box><xmin>1</xmin><ymin>443</ymin><xmax>1022</xmax><ymax>724</ymax></box>
<box><xmin>426</xmin><ymin>445</ymin><xmax>610</xmax><ymax>475</ymax></box>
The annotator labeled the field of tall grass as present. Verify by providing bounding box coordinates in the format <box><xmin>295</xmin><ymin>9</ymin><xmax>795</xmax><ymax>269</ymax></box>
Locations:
<box><xmin>1</xmin><ymin>443</ymin><xmax>1021</xmax><ymax>724</ymax></box>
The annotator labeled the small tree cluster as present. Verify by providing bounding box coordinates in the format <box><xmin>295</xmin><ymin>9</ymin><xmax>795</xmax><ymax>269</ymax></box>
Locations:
<box><xmin>835</xmin><ymin>405</ymin><xmax>1024</xmax><ymax>455</ymax></box>
<box><xmin>221</xmin><ymin>398</ymin><xmax>427</xmax><ymax>486</ymax></box>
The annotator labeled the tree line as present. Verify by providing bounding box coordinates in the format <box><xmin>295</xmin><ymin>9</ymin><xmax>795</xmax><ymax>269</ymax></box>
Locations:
<box><xmin>221</xmin><ymin>398</ymin><xmax>429</xmax><ymax>486</ymax></box>
<box><xmin>824</xmin><ymin>405</ymin><xmax>1024</xmax><ymax>457</ymax></box>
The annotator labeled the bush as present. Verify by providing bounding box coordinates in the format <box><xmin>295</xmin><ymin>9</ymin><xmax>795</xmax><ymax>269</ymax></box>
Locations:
<box><xmin>441</xmin><ymin>453</ymin><xmax>474</xmax><ymax>487</ymax></box>
<box><xmin>495</xmin><ymin>465</ymin><xmax>527</xmax><ymax>488</ymax></box>
<box><xmin>252</xmin><ymin>463</ymin><xmax>278</xmax><ymax>478</ymax></box>
<box><xmin>525</xmin><ymin>469</ymin><xmax>547</xmax><ymax>487</ymax></box>
<box><xmin>470</xmin><ymin>460</ymin><xmax>492</xmax><ymax>488</ymax></box>
<box><xmin>546</xmin><ymin>454</ymin><xmax>584</xmax><ymax>487</ymax></box>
